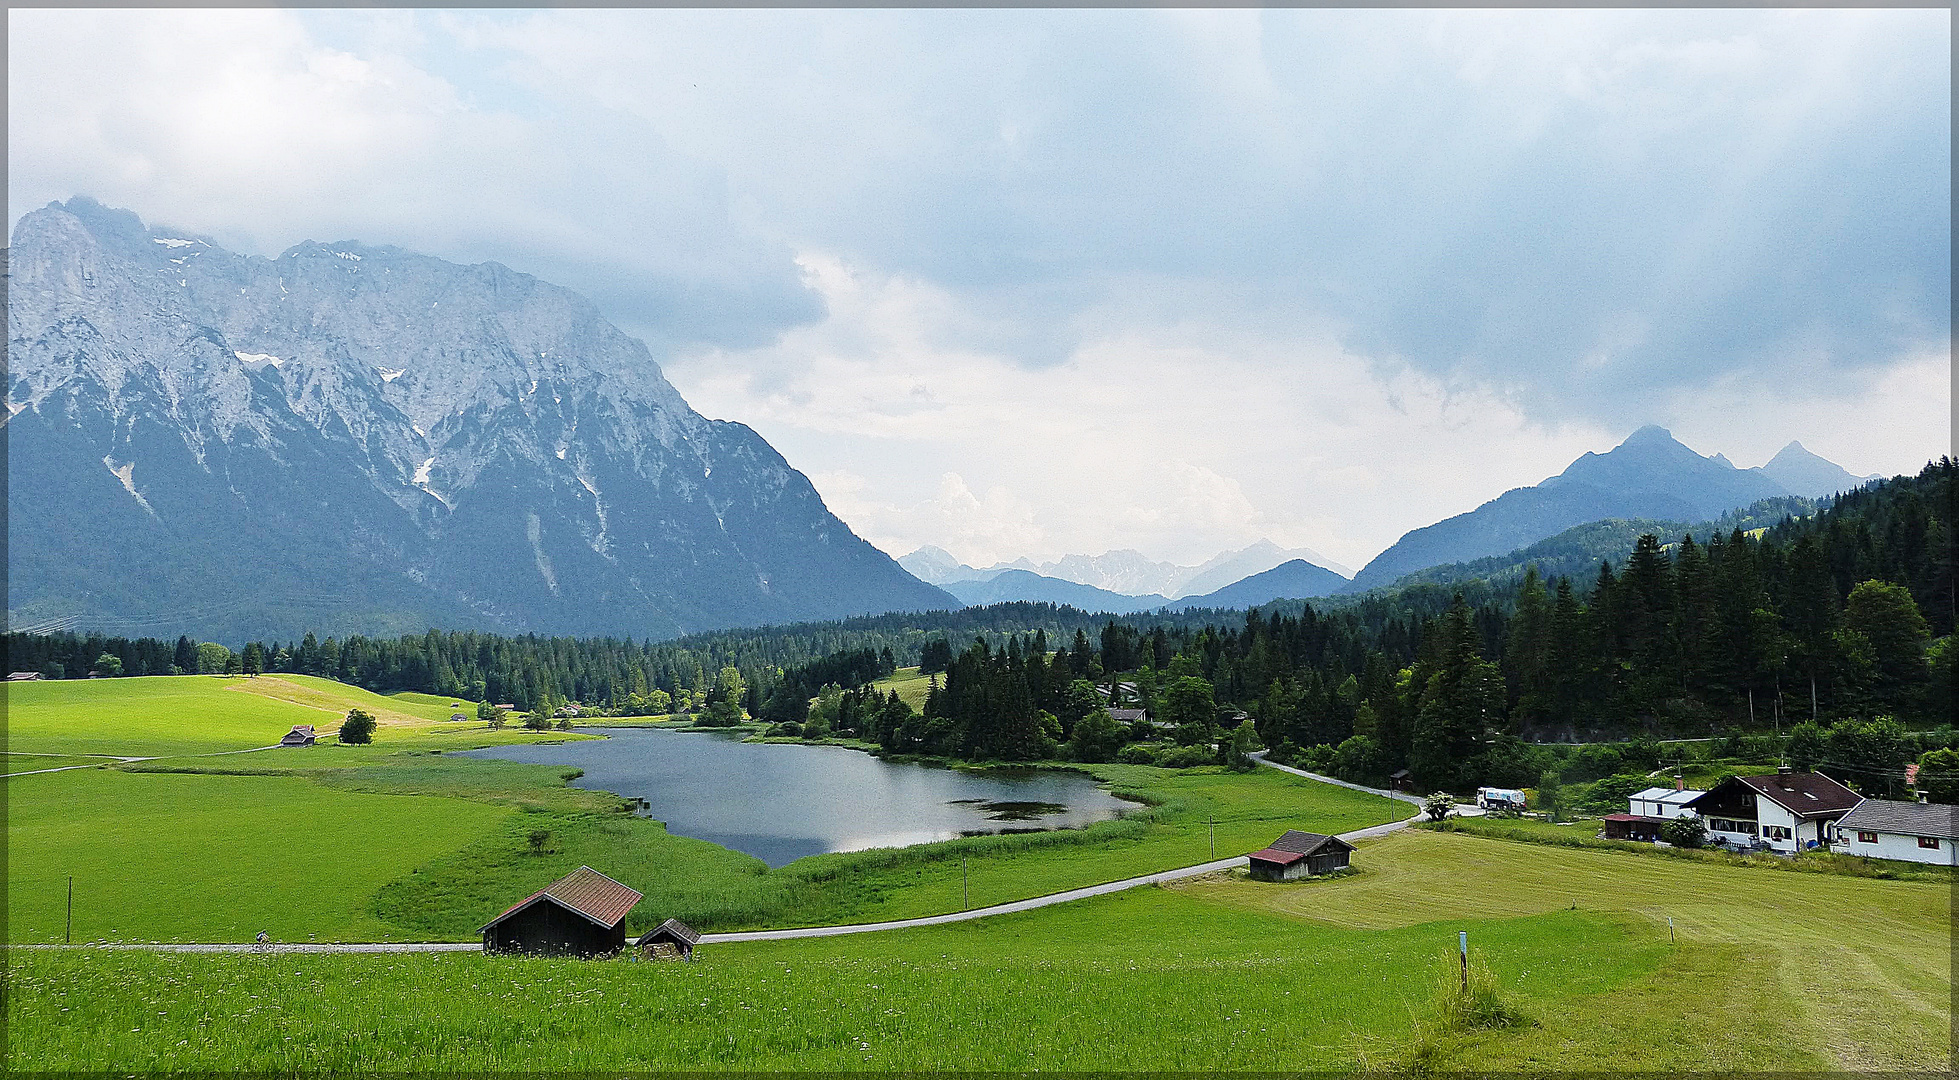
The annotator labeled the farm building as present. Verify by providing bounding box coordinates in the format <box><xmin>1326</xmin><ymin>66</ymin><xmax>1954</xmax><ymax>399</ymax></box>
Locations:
<box><xmin>637</xmin><ymin>918</ymin><xmax>702</xmax><ymax>960</ymax></box>
<box><xmin>449</xmin><ymin>712</ymin><xmax>468</xmax><ymax>722</ymax></box>
<box><xmin>1248</xmin><ymin>829</ymin><xmax>1353</xmax><ymax>881</ymax></box>
<box><xmin>1628</xmin><ymin>786</ymin><xmax>1705</xmax><ymax>819</ymax></box>
<box><xmin>1388</xmin><ymin>768</ymin><xmax>1412</xmax><ymax>792</ymax></box>
<box><xmin>280</xmin><ymin>725</ymin><xmax>316</xmax><ymax>746</ymax></box>
<box><xmin>1684</xmin><ymin>768</ymin><xmax>1861</xmax><ymax>853</ymax></box>
<box><xmin>8</xmin><ymin>671</ymin><xmax>45</xmax><ymax>681</ymax></box>
<box><xmin>480</xmin><ymin>866</ymin><xmax>643</xmax><ymax>957</ymax></box>
<box><xmin>1108</xmin><ymin>706</ymin><xmax>1160</xmax><ymax>729</ymax></box>
<box><xmin>1832</xmin><ymin>799</ymin><xmax>1958</xmax><ymax>865</ymax></box>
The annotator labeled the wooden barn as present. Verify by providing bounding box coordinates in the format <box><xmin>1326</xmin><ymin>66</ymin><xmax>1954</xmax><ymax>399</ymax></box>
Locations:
<box><xmin>480</xmin><ymin>866</ymin><xmax>643</xmax><ymax>957</ymax></box>
<box><xmin>637</xmin><ymin>918</ymin><xmax>702</xmax><ymax>961</ymax></box>
<box><xmin>280</xmin><ymin>725</ymin><xmax>316</xmax><ymax>746</ymax></box>
<box><xmin>1248</xmin><ymin>829</ymin><xmax>1354</xmax><ymax>881</ymax></box>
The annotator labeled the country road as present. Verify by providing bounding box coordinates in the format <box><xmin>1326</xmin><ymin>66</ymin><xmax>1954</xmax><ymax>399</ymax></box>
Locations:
<box><xmin>13</xmin><ymin>754</ymin><xmax>1431</xmax><ymax>952</ymax></box>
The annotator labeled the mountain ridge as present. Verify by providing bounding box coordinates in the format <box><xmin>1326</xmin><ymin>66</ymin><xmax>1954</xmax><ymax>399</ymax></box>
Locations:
<box><xmin>6</xmin><ymin>197</ymin><xmax>956</xmax><ymax>641</ymax></box>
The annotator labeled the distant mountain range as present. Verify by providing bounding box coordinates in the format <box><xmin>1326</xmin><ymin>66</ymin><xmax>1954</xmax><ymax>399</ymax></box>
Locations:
<box><xmin>902</xmin><ymin>540</ymin><xmax>1351</xmax><ymax>599</ymax></box>
<box><xmin>6</xmin><ymin>197</ymin><xmax>955</xmax><ymax>641</ymax></box>
<box><xmin>1342</xmin><ymin>426</ymin><xmax>1876</xmax><ymax>593</ymax></box>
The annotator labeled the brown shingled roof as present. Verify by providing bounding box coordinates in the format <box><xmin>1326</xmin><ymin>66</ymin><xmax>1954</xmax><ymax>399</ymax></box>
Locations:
<box><xmin>1736</xmin><ymin>772</ymin><xmax>1862</xmax><ymax>817</ymax></box>
<box><xmin>1248</xmin><ymin>847</ymin><xmax>1308</xmax><ymax>866</ymax></box>
<box><xmin>481</xmin><ymin>866</ymin><xmax>643</xmax><ymax>931</ymax></box>
<box><xmin>1265</xmin><ymin>829</ymin><xmax>1353</xmax><ymax>857</ymax></box>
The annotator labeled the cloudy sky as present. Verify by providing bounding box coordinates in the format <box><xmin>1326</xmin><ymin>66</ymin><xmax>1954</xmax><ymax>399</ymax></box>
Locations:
<box><xmin>10</xmin><ymin>9</ymin><xmax>1949</xmax><ymax>571</ymax></box>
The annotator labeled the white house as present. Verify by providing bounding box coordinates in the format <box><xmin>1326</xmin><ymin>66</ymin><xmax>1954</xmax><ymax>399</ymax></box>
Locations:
<box><xmin>1831</xmin><ymin>799</ymin><xmax>1959</xmax><ymax>866</ymax></box>
<box><xmin>1628</xmin><ymin>787</ymin><xmax>1705</xmax><ymax>819</ymax></box>
<box><xmin>1683</xmin><ymin>768</ymin><xmax>1862</xmax><ymax>853</ymax></box>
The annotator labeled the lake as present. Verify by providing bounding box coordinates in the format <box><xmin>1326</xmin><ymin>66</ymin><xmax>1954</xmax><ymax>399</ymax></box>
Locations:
<box><xmin>457</xmin><ymin>727</ymin><xmax>1136</xmax><ymax>867</ymax></box>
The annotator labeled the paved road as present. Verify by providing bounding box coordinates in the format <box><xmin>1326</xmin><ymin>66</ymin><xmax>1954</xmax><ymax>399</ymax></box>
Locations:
<box><xmin>4</xmin><ymin>744</ymin><xmax>286</xmax><ymax>778</ymax></box>
<box><xmin>1254</xmin><ymin>754</ymin><xmax>1486</xmax><ymax>818</ymax></box>
<box><xmin>16</xmin><ymin>755</ymin><xmax>1432</xmax><ymax>951</ymax></box>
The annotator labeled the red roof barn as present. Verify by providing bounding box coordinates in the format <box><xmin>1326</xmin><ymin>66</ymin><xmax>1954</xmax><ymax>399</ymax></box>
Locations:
<box><xmin>1248</xmin><ymin>829</ymin><xmax>1354</xmax><ymax>881</ymax></box>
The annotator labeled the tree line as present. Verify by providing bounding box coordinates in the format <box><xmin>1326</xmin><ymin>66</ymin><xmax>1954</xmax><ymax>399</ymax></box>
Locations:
<box><xmin>7</xmin><ymin>460</ymin><xmax>1950</xmax><ymax>794</ymax></box>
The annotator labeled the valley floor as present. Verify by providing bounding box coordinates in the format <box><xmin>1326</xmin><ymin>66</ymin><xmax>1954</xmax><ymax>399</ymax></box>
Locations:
<box><xmin>5</xmin><ymin>675</ymin><xmax>1948</xmax><ymax>1071</ymax></box>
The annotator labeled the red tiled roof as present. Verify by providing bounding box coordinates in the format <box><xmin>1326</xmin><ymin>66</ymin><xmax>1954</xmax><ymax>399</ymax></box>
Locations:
<box><xmin>481</xmin><ymin>866</ymin><xmax>642</xmax><ymax>931</ymax></box>
<box><xmin>1248</xmin><ymin>847</ymin><xmax>1308</xmax><ymax>865</ymax></box>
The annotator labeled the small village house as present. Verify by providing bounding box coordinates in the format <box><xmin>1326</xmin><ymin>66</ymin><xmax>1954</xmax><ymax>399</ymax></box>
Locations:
<box><xmin>1831</xmin><ymin>799</ymin><xmax>1958</xmax><ymax>866</ymax></box>
<box><xmin>7</xmin><ymin>671</ymin><xmax>45</xmax><ymax>681</ymax></box>
<box><xmin>1604</xmin><ymin>784</ymin><xmax>1708</xmax><ymax>841</ymax></box>
<box><xmin>1684</xmin><ymin>768</ymin><xmax>1861</xmax><ymax>853</ymax></box>
<box><xmin>1247</xmin><ymin>829</ymin><xmax>1353</xmax><ymax>881</ymax></box>
<box><xmin>480</xmin><ymin>866</ymin><xmax>643</xmax><ymax>957</ymax></box>
<box><xmin>280</xmin><ymin>725</ymin><xmax>316</xmax><ymax>746</ymax></box>
<box><xmin>636</xmin><ymin>918</ymin><xmax>702</xmax><ymax>960</ymax></box>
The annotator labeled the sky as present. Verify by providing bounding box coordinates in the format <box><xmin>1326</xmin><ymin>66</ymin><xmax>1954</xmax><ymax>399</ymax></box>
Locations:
<box><xmin>9</xmin><ymin>9</ymin><xmax>1950</xmax><ymax>571</ymax></box>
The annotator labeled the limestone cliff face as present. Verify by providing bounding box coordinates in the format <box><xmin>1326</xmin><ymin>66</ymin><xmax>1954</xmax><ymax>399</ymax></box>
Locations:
<box><xmin>7</xmin><ymin>197</ymin><xmax>953</xmax><ymax>641</ymax></box>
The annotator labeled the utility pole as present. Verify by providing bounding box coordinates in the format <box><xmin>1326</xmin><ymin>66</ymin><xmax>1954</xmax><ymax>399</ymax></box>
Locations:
<box><xmin>1209</xmin><ymin>814</ymin><xmax>1215</xmax><ymax>857</ymax></box>
<box><xmin>65</xmin><ymin>876</ymin><xmax>73</xmax><ymax>944</ymax></box>
<box><xmin>962</xmin><ymin>853</ymin><xmax>969</xmax><ymax>910</ymax></box>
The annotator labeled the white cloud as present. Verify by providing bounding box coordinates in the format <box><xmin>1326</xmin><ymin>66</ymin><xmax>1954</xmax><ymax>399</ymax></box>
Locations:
<box><xmin>9</xmin><ymin>9</ymin><xmax>1948</xmax><ymax>574</ymax></box>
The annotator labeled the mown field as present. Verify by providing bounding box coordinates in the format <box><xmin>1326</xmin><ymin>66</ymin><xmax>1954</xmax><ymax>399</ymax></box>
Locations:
<box><xmin>6</xmin><ymin>888</ymin><xmax>1666</xmax><ymax>1072</ymax></box>
<box><xmin>5</xmin><ymin>676</ymin><xmax>1403</xmax><ymax>942</ymax></box>
<box><xmin>1172</xmin><ymin>828</ymin><xmax>1953</xmax><ymax>1071</ymax></box>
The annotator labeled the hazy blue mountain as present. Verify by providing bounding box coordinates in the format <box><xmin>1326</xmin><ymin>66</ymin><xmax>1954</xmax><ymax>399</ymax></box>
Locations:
<box><xmin>897</xmin><ymin>545</ymin><xmax>1007</xmax><ymax>585</ymax></box>
<box><xmin>939</xmin><ymin>570</ymin><xmax>1170</xmax><ymax>614</ymax></box>
<box><xmin>1165</xmin><ymin>541</ymin><xmax>1352</xmax><ymax>596</ymax></box>
<box><xmin>1759</xmin><ymin>441</ymin><xmax>1878</xmax><ymax>498</ymax></box>
<box><xmin>6</xmin><ymin>197</ymin><xmax>955</xmax><ymax>641</ymax></box>
<box><xmin>1373</xmin><ymin>493</ymin><xmax>1813</xmax><ymax>594</ymax></box>
<box><xmin>904</xmin><ymin>540</ymin><xmax>1352</xmax><ymax>598</ymax></box>
<box><xmin>1171</xmin><ymin>559</ymin><xmax>1350</xmax><ymax>610</ymax></box>
<box><xmin>1344</xmin><ymin>426</ymin><xmax>1826</xmax><ymax>592</ymax></box>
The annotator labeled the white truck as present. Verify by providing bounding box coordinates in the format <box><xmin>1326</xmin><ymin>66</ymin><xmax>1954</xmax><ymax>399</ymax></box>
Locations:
<box><xmin>1476</xmin><ymin>786</ymin><xmax>1529</xmax><ymax>812</ymax></box>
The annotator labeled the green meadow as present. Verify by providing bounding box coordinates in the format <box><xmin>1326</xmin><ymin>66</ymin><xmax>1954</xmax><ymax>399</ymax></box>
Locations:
<box><xmin>1172</xmin><ymin>828</ymin><xmax>1952</xmax><ymax>1071</ymax></box>
<box><xmin>5</xmin><ymin>675</ymin><xmax>1401</xmax><ymax>942</ymax></box>
<box><xmin>869</xmin><ymin>665</ymin><xmax>933</xmax><ymax>711</ymax></box>
<box><xmin>5</xmin><ymin>675</ymin><xmax>1947</xmax><ymax>1071</ymax></box>
<box><xmin>7</xmin><ymin>890</ymin><xmax>1666</xmax><ymax>1072</ymax></box>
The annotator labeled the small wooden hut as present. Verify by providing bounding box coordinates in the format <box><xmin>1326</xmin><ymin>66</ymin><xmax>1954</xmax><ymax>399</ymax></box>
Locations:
<box><xmin>280</xmin><ymin>725</ymin><xmax>316</xmax><ymax>746</ymax></box>
<box><xmin>480</xmin><ymin>866</ymin><xmax>643</xmax><ymax>957</ymax></box>
<box><xmin>1248</xmin><ymin>829</ymin><xmax>1354</xmax><ymax>881</ymax></box>
<box><xmin>636</xmin><ymin>918</ymin><xmax>703</xmax><ymax>961</ymax></box>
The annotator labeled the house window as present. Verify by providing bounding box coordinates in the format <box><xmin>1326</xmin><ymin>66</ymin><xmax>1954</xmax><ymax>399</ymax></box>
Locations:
<box><xmin>1857</xmin><ymin>831</ymin><xmax>1878</xmax><ymax>844</ymax></box>
<box><xmin>1918</xmin><ymin>836</ymin><xmax>1940</xmax><ymax>850</ymax></box>
<box><xmin>1763</xmin><ymin>826</ymin><xmax>1792</xmax><ymax>841</ymax></box>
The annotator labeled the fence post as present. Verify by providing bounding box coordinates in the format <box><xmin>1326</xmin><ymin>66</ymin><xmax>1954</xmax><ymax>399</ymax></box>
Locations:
<box><xmin>66</xmin><ymin>876</ymin><xmax>73</xmax><ymax>944</ymax></box>
<box><xmin>1458</xmin><ymin>930</ymin><xmax>1468</xmax><ymax>990</ymax></box>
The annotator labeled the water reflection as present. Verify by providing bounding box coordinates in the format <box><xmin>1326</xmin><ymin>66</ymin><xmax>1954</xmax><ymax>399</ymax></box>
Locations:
<box><xmin>458</xmin><ymin>728</ymin><xmax>1134</xmax><ymax>867</ymax></box>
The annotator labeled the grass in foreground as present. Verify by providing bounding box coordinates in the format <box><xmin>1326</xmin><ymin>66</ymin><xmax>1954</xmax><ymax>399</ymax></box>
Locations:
<box><xmin>4</xmin><ymin>888</ymin><xmax>1664</xmax><ymax>1071</ymax></box>
<box><xmin>1172</xmin><ymin>827</ymin><xmax>1952</xmax><ymax>1071</ymax></box>
<box><xmin>6</xmin><ymin>768</ymin><xmax>512</xmax><ymax>943</ymax></box>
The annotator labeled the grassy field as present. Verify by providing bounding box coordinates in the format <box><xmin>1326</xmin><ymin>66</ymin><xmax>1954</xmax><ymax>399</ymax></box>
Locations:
<box><xmin>7</xmin><ymin>767</ymin><xmax>511</xmax><ymax>943</ymax></box>
<box><xmin>2</xmin><ymin>753</ymin><xmax>122</xmax><ymax>774</ymax></box>
<box><xmin>5</xmin><ymin>887</ymin><xmax>1669</xmax><ymax>1071</ymax></box>
<box><xmin>1172</xmin><ymin>828</ymin><xmax>1953</xmax><ymax>1071</ymax></box>
<box><xmin>3</xmin><ymin>676</ymin><xmax>341</xmax><ymax>756</ymax></box>
<box><xmin>870</xmin><ymin>666</ymin><xmax>933</xmax><ymax>711</ymax></box>
<box><xmin>5</xmin><ymin>675</ymin><xmax>1403</xmax><ymax>942</ymax></box>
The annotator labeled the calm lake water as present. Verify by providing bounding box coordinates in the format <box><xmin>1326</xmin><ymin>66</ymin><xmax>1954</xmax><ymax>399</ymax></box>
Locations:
<box><xmin>458</xmin><ymin>728</ymin><xmax>1135</xmax><ymax>867</ymax></box>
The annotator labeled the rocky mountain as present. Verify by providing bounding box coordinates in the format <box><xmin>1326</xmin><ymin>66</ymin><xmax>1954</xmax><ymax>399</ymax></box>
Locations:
<box><xmin>1344</xmin><ymin>426</ymin><xmax>1861</xmax><ymax>593</ymax></box>
<box><xmin>5</xmin><ymin>198</ymin><xmax>955</xmax><ymax>642</ymax></box>
<box><xmin>1171</xmin><ymin>559</ymin><xmax>1349</xmax><ymax>610</ymax></box>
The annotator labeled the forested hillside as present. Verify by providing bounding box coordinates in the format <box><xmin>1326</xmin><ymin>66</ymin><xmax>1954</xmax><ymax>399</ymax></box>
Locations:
<box><xmin>10</xmin><ymin>460</ymin><xmax>1950</xmax><ymax>793</ymax></box>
